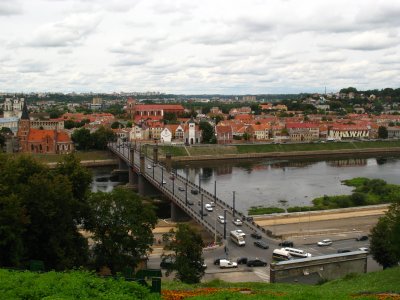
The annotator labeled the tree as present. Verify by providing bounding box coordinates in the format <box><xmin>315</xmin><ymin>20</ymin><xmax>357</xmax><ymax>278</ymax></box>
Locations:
<box><xmin>88</xmin><ymin>188</ymin><xmax>157</xmax><ymax>273</ymax></box>
<box><xmin>162</xmin><ymin>224</ymin><xmax>205</xmax><ymax>283</ymax></box>
<box><xmin>199</xmin><ymin>121</ymin><xmax>214</xmax><ymax>144</ymax></box>
<box><xmin>378</xmin><ymin>126</ymin><xmax>388</xmax><ymax>139</ymax></box>
<box><xmin>91</xmin><ymin>126</ymin><xmax>116</xmax><ymax>150</ymax></box>
<box><xmin>111</xmin><ymin>121</ymin><xmax>123</xmax><ymax>129</ymax></box>
<box><xmin>370</xmin><ymin>201</ymin><xmax>400</xmax><ymax>269</ymax></box>
<box><xmin>72</xmin><ymin>128</ymin><xmax>92</xmax><ymax>150</ymax></box>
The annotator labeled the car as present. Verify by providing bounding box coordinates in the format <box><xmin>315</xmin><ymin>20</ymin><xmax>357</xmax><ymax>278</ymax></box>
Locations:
<box><xmin>178</xmin><ymin>186</ymin><xmax>185</xmax><ymax>191</ymax></box>
<box><xmin>191</xmin><ymin>189</ymin><xmax>199</xmax><ymax>195</ymax></box>
<box><xmin>187</xmin><ymin>200</ymin><xmax>194</xmax><ymax>205</ymax></box>
<box><xmin>317</xmin><ymin>239</ymin><xmax>333</xmax><ymax>246</ymax></box>
<box><xmin>219</xmin><ymin>259</ymin><xmax>238</xmax><ymax>269</ymax></box>
<box><xmin>161</xmin><ymin>180</ymin><xmax>167</xmax><ymax>185</ymax></box>
<box><xmin>213</xmin><ymin>258</ymin><xmax>224</xmax><ymax>265</ymax></box>
<box><xmin>160</xmin><ymin>257</ymin><xmax>174</xmax><ymax>269</ymax></box>
<box><xmin>246</xmin><ymin>258</ymin><xmax>267</xmax><ymax>267</ymax></box>
<box><xmin>337</xmin><ymin>249</ymin><xmax>351</xmax><ymax>253</ymax></box>
<box><xmin>147</xmin><ymin>164</ymin><xmax>152</xmax><ymax>169</ymax></box>
<box><xmin>359</xmin><ymin>247</ymin><xmax>369</xmax><ymax>253</ymax></box>
<box><xmin>210</xmin><ymin>202</ymin><xmax>215</xmax><ymax>207</ymax></box>
<box><xmin>169</xmin><ymin>175</ymin><xmax>175</xmax><ymax>180</ymax></box>
<box><xmin>279</xmin><ymin>240</ymin><xmax>294</xmax><ymax>247</ymax></box>
<box><xmin>199</xmin><ymin>210</ymin><xmax>208</xmax><ymax>216</ymax></box>
<box><xmin>236</xmin><ymin>257</ymin><xmax>248</xmax><ymax>265</ymax></box>
<box><xmin>254</xmin><ymin>241</ymin><xmax>269</xmax><ymax>249</ymax></box>
<box><xmin>205</xmin><ymin>204</ymin><xmax>213</xmax><ymax>212</ymax></box>
<box><xmin>246</xmin><ymin>216</ymin><xmax>254</xmax><ymax>222</ymax></box>
<box><xmin>217</xmin><ymin>215</ymin><xmax>226</xmax><ymax>224</ymax></box>
<box><xmin>356</xmin><ymin>235</ymin><xmax>368</xmax><ymax>241</ymax></box>
<box><xmin>233</xmin><ymin>218</ymin><xmax>243</xmax><ymax>226</ymax></box>
<box><xmin>250</xmin><ymin>232</ymin><xmax>262</xmax><ymax>239</ymax></box>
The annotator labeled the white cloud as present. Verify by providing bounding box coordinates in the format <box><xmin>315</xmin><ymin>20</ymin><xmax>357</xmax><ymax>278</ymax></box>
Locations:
<box><xmin>0</xmin><ymin>0</ymin><xmax>400</xmax><ymax>93</ymax></box>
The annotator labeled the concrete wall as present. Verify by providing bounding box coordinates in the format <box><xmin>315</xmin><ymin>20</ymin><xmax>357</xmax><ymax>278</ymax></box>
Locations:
<box><xmin>270</xmin><ymin>251</ymin><xmax>368</xmax><ymax>284</ymax></box>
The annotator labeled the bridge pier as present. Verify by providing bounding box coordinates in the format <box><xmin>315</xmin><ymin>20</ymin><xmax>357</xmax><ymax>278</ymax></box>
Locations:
<box><xmin>118</xmin><ymin>157</ymin><xmax>128</xmax><ymax>170</ymax></box>
<box><xmin>170</xmin><ymin>202</ymin><xmax>191</xmax><ymax>222</ymax></box>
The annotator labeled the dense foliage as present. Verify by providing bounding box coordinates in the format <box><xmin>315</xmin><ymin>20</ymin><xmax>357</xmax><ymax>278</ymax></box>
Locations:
<box><xmin>370</xmin><ymin>201</ymin><xmax>400</xmax><ymax>269</ymax></box>
<box><xmin>0</xmin><ymin>269</ymin><xmax>157</xmax><ymax>300</ymax></box>
<box><xmin>72</xmin><ymin>126</ymin><xmax>117</xmax><ymax>150</ymax></box>
<box><xmin>0</xmin><ymin>154</ymin><xmax>156</xmax><ymax>274</ymax></box>
<box><xmin>162</xmin><ymin>224</ymin><xmax>205</xmax><ymax>284</ymax></box>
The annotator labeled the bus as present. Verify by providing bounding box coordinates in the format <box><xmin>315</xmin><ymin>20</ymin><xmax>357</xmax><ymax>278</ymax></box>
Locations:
<box><xmin>284</xmin><ymin>247</ymin><xmax>312</xmax><ymax>258</ymax></box>
<box><xmin>272</xmin><ymin>248</ymin><xmax>292</xmax><ymax>261</ymax></box>
<box><xmin>230</xmin><ymin>230</ymin><xmax>246</xmax><ymax>246</ymax></box>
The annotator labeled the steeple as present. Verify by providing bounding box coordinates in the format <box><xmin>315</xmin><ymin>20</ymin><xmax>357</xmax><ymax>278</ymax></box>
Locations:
<box><xmin>21</xmin><ymin>100</ymin><xmax>29</xmax><ymax>120</ymax></box>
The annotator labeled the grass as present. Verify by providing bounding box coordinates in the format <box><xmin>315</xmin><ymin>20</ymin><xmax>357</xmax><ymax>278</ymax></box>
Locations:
<box><xmin>7</xmin><ymin>151</ymin><xmax>115</xmax><ymax>163</ymax></box>
<box><xmin>248</xmin><ymin>206</ymin><xmax>286</xmax><ymax>215</ymax></box>
<box><xmin>187</xmin><ymin>146</ymin><xmax>238</xmax><ymax>156</ymax></box>
<box><xmin>159</xmin><ymin>145</ymin><xmax>188</xmax><ymax>157</ymax></box>
<box><xmin>162</xmin><ymin>267</ymin><xmax>400</xmax><ymax>300</ymax></box>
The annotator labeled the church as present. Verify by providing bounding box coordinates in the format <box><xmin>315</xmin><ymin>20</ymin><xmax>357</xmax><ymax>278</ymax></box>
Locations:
<box><xmin>17</xmin><ymin>102</ymin><xmax>74</xmax><ymax>154</ymax></box>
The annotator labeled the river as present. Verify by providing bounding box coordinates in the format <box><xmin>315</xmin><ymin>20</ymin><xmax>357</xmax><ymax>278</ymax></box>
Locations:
<box><xmin>91</xmin><ymin>155</ymin><xmax>400</xmax><ymax>213</ymax></box>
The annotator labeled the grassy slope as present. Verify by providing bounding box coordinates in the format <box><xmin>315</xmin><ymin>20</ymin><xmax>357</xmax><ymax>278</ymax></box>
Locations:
<box><xmin>9</xmin><ymin>150</ymin><xmax>115</xmax><ymax>163</ymax></box>
<box><xmin>163</xmin><ymin>267</ymin><xmax>400</xmax><ymax>300</ymax></box>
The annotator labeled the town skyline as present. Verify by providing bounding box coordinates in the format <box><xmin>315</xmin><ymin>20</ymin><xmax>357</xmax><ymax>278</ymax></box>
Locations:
<box><xmin>1</xmin><ymin>0</ymin><xmax>400</xmax><ymax>94</ymax></box>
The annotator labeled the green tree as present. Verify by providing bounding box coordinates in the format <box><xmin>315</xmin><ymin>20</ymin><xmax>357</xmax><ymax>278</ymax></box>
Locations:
<box><xmin>72</xmin><ymin>128</ymin><xmax>92</xmax><ymax>150</ymax></box>
<box><xmin>111</xmin><ymin>121</ymin><xmax>123</xmax><ymax>129</ymax></box>
<box><xmin>91</xmin><ymin>126</ymin><xmax>116</xmax><ymax>150</ymax></box>
<box><xmin>199</xmin><ymin>121</ymin><xmax>214</xmax><ymax>144</ymax></box>
<box><xmin>162</xmin><ymin>224</ymin><xmax>205</xmax><ymax>283</ymax></box>
<box><xmin>378</xmin><ymin>126</ymin><xmax>388</xmax><ymax>139</ymax></box>
<box><xmin>370</xmin><ymin>201</ymin><xmax>400</xmax><ymax>269</ymax></box>
<box><xmin>88</xmin><ymin>188</ymin><xmax>157</xmax><ymax>273</ymax></box>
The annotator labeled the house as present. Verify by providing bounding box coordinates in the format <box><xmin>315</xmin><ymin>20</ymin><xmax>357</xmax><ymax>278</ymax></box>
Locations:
<box><xmin>247</xmin><ymin>124</ymin><xmax>270</xmax><ymax>141</ymax></box>
<box><xmin>160</xmin><ymin>127</ymin><xmax>172</xmax><ymax>143</ymax></box>
<box><xmin>215</xmin><ymin>125</ymin><xmax>233</xmax><ymax>144</ymax></box>
<box><xmin>328</xmin><ymin>124</ymin><xmax>369</xmax><ymax>140</ymax></box>
<box><xmin>388</xmin><ymin>126</ymin><xmax>400</xmax><ymax>139</ymax></box>
<box><xmin>286</xmin><ymin>123</ymin><xmax>320</xmax><ymax>141</ymax></box>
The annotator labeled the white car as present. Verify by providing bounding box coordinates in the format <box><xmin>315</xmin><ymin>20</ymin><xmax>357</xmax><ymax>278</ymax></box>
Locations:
<box><xmin>147</xmin><ymin>164</ymin><xmax>152</xmax><ymax>169</ymax></box>
<box><xmin>162</xmin><ymin>180</ymin><xmax>167</xmax><ymax>185</ymax></box>
<box><xmin>219</xmin><ymin>259</ymin><xmax>238</xmax><ymax>269</ymax></box>
<box><xmin>234</xmin><ymin>229</ymin><xmax>246</xmax><ymax>238</ymax></box>
<box><xmin>233</xmin><ymin>218</ymin><xmax>243</xmax><ymax>226</ymax></box>
<box><xmin>205</xmin><ymin>204</ymin><xmax>213</xmax><ymax>212</ymax></box>
<box><xmin>217</xmin><ymin>215</ymin><xmax>226</xmax><ymax>224</ymax></box>
<box><xmin>317</xmin><ymin>239</ymin><xmax>333</xmax><ymax>246</ymax></box>
<box><xmin>359</xmin><ymin>247</ymin><xmax>369</xmax><ymax>253</ymax></box>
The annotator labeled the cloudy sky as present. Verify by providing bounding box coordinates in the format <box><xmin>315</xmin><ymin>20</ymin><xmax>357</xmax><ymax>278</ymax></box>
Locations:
<box><xmin>0</xmin><ymin>0</ymin><xmax>399</xmax><ymax>94</ymax></box>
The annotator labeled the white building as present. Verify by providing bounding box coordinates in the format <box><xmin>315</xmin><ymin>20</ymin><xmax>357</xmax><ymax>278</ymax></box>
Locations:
<box><xmin>3</xmin><ymin>97</ymin><xmax>25</xmax><ymax>118</ymax></box>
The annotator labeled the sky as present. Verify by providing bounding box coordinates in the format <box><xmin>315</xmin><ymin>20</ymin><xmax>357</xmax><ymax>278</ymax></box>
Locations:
<box><xmin>0</xmin><ymin>0</ymin><xmax>399</xmax><ymax>94</ymax></box>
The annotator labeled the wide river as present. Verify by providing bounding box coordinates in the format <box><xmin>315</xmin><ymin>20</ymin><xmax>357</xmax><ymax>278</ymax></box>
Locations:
<box><xmin>91</xmin><ymin>155</ymin><xmax>400</xmax><ymax>213</ymax></box>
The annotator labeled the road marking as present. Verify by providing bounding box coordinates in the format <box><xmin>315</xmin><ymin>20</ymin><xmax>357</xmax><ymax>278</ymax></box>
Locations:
<box><xmin>253</xmin><ymin>269</ymin><xmax>270</xmax><ymax>282</ymax></box>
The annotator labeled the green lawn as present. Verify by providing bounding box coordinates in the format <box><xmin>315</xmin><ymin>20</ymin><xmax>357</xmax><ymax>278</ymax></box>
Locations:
<box><xmin>6</xmin><ymin>151</ymin><xmax>115</xmax><ymax>163</ymax></box>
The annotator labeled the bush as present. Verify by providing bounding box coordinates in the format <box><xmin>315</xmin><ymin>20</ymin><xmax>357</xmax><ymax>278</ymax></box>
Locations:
<box><xmin>248</xmin><ymin>206</ymin><xmax>285</xmax><ymax>215</ymax></box>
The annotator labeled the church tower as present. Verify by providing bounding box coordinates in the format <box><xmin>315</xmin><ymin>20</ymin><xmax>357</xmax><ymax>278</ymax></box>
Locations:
<box><xmin>17</xmin><ymin>101</ymin><xmax>30</xmax><ymax>152</ymax></box>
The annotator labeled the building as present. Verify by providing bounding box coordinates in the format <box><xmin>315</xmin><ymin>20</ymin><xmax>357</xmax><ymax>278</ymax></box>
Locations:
<box><xmin>17</xmin><ymin>102</ymin><xmax>74</xmax><ymax>154</ymax></box>
<box><xmin>0</xmin><ymin>117</ymin><xmax>19</xmax><ymax>134</ymax></box>
<box><xmin>3</xmin><ymin>97</ymin><xmax>25</xmax><ymax>118</ymax></box>
<box><xmin>242</xmin><ymin>95</ymin><xmax>256</xmax><ymax>102</ymax></box>
<box><xmin>183</xmin><ymin>118</ymin><xmax>202</xmax><ymax>144</ymax></box>
<box><xmin>328</xmin><ymin>124</ymin><xmax>369</xmax><ymax>140</ymax></box>
<box><xmin>215</xmin><ymin>125</ymin><xmax>233</xmax><ymax>144</ymax></box>
<box><xmin>286</xmin><ymin>123</ymin><xmax>320</xmax><ymax>141</ymax></box>
<box><xmin>126</xmin><ymin>99</ymin><xmax>185</xmax><ymax>123</ymax></box>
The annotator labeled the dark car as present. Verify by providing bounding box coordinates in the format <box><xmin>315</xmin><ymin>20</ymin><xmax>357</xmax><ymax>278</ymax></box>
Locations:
<box><xmin>199</xmin><ymin>210</ymin><xmax>208</xmax><ymax>216</ymax></box>
<box><xmin>337</xmin><ymin>249</ymin><xmax>352</xmax><ymax>253</ymax></box>
<box><xmin>356</xmin><ymin>235</ymin><xmax>368</xmax><ymax>241</ymax></box>
<box><xmin>250</xmin><ymin>232</ymin><xmax>262</xmax><ymax>239</ymax></box>
<box><xmin>187</xmin><ymin>200</ymin><xmax>194</xmax><ymax>205</ymax></box>
<box><xmin>241</xmin><ymin>216</ymin><xmax>254</xmax><ymax>222</ymax></box>
<box><xmin>254</xmin><ymin>241</ymin><xmax>269</xmax><ymax>249</ymax></box>
<box><xmin>178</xmin><ymin>186</ymin><xmax>185</xmax><ymax>191</ymax></box>
<box><xmin>236</xmin><ymin>257</ymin><xmax>248</xmax><ymax>265</ymax></box>
<box><xmin>191</xmin><ymin>189</ymin><xmax>199</xmax><ymax>195</ymax></box>
<box><xmin>279</xmin><ymin>240</ymin><xmax>294</xmax><ymax>247</ymax></box>
<box><xmin>246</xmin><ymin>258</ymin><xmax>267</xmax><ymax>267</ymax></box>
<box><xmin>160</xmin><ymin>257</ymin><xmax>174</xmax><ymax>269</ymax></box>
<box><xmin>213</xmin><ymin>258</ymin><xmax>224</xmax><ymax>265</ymax></box>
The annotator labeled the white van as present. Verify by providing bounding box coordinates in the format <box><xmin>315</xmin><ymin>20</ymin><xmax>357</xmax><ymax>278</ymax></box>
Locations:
<box><xmin>219</xmin><ymin>259</ymin><xmax>238</xmax><ymax>269</ymax></box>
<box><xmin>284</xmin><ymin>247</ymin><xmax>312</xmax><ymax>258</ymax></box>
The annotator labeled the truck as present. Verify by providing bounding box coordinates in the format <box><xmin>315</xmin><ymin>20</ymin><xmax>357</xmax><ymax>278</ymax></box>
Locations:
<box><xmin>230</xmin><ymin>230</ymin><xmax>246</xmax><ymax>246</ymax></box>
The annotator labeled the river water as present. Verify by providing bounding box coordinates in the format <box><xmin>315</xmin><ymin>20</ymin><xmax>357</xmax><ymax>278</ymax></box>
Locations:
<box><xmin>91</xmin><ymin>155</ymin><xmax>400</xmax><ymax>213</ymax></box>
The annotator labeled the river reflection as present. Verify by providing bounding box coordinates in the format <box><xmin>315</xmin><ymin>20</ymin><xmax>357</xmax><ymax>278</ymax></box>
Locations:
<box><xmin>175</xmin><ymin>156</ymin><xmax>400</xmax><ymax>213</ymax></box>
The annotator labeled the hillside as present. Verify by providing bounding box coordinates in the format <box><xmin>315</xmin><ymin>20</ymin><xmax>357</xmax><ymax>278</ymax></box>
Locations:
<box><xmin>1</xmin><ymin>267</ymin><xmax>399</xmax><ymax>299</ymax></box>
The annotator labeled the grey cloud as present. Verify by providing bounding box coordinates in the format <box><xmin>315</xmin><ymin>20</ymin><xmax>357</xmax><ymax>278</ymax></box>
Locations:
<box><xmin>0</xmin><ymin>1</ymin><xmax>22</xmax><ymax>16</ymax></box>
<box><xmin>18</xmin><ymin>61</ymin><xmax>48</xmax><ymax>73</ymax></box>
<box><xmin>27</xmin><ymin>13</ymin><xmax>102</xmax><ymax>47</ymax></box>
<box><xmin>115</xmin><ymin>56</ymin><xmax>151</xmax><ymax>66</ymax></box>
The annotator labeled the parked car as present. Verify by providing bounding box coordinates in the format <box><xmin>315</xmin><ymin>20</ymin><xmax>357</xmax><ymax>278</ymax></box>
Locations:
<box><xmin>246</xmin><ymin>258</ymin><xmax>267</xmax><ymax>267</ymax></box>
<box><xmin>205</xmin><ymin>204</ymin><xmax>213</xmax><ymax>212</ymax></box>
<box><xmin>236</xmin><ymin>257</ymin><xmax>248</xmax><ymax>265</ymax></box>
<box><xmin>233</xmin><ymin>218</ymin><xmax>243</xmax><ymax>226</ymax></box>
<box><xmin>217</xmin><ymin>215</ymin><xmax>226</xmax><ymax>224</ymax></box>
<box><xmin>178</xmin><ymin>186</ymin><xmax>184</xmax><ymax>191</ymax></box>
<box><xmin>356</xmin><ymin>235</ymin><xmax>368</xmax><ymax>241</ymax></box>
<box><xmin>191</xmin><ymin>189</ymin><xmax>199</xmax><ymax>195</ymax></box>
<box><xmin>213</xmin><ymin>258</ymin><xmax>224</xmax><ymax>265</ymax></box>
<box><xmin>250</xmin><ymin>232</ymin><xmax>262</xmax><ymax>239</ymax></box>
<box><xmin>219</xmin><ymin>259</ymin><xmax>238</xmax><ymax>269</ymax></box>
<box><xmin>254</xmin><ymin>240</ymin><xmax>269</xmax><ymax>249</ymax></box>
<box><xmin>279</xmin><ymin>240</ymin><xmax>294</xmax><ymax>247</ymax></box>
<box><xmin>317</xmin><ymin>239</ymin><xmax>333</xmax><ymax>246</ymax></box>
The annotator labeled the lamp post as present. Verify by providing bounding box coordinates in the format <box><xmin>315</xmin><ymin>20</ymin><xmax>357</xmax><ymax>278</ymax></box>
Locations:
<box><xmin>232</xmin><ymin>191</ymin><xmax>236</xmax><ymax>217</ymax></box>
<box><xmin>214</xmin><ymin>180</ymin><xmax>217</xmax><ymax>202</ymax></box>
<box><xmin>152</xmin><ymin>164</ymin><xmax>155</xmax><ymax>178</ymax></box>
<box><xmin>214</xmin><ymin>215</ymin><xmax>217</xmax><ymax>244</ymax></box>
<box><xmin>161</xmin><ymin>167</ymin><xmax>164</xmax><ymax>185</ymax></box>
<box><xmin>198</xmin><ymin>173</ymin><xmax>201</xmax><ymax>193</ymax></box>
<box><xmin>172</xmin><ymin>173</ymin><xmax>175</xmax><ymax>195</ymax></box>
<box><xmin>200</xmin><ymin>194</ymin><xmax>204</xmax><ymax>220</ymax></box>
<box><xmin>185</xmin><ymin>182</ymin><xmax>188</xmax><ymax>205</ymax></box>
<box><xmin>223</xmin><ymin>209</ymin><xmax>227</xmax><ymax>240</ymax></box>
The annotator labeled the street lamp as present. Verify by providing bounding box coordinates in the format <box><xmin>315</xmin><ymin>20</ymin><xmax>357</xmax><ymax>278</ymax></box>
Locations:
<box><xmin>185</xmin><ymin>182</ymin><xmax>188</xmax><ymax>205</ymax></box>
<box><xmin>198</xmin><ymin>173</ymin><xmax>201</xmax><ymax>193</ymax></box>
<box><xmin>232</xmin><ymin>191</ymin><xmax>236</xmax><ymax>217</ymax></box>
<box><xmin>214</xmin><ymin>180</ymin><xmax>217</xmax><ymax>202</ymax></box>
<box><xmin>200</xmin><ymin>194</ymin><xmax>204</xmax><ymax>220</ymax></box>
<box><xmin>223</xmin><ymin>209</ymin><xmax>227</xmax><ymax>240</ymax></box>
<box><xmin>161</xmin><ymin>167</ymin><xmax>164</xmax><ymax>186</ymax></box>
